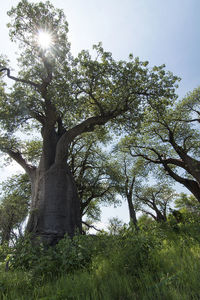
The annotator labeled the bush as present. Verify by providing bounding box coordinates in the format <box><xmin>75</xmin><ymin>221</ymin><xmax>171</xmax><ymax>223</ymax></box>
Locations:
<box><xmin>9</xmin><ymin>234</ymin><xmax>96</xmax><ymax>279</ymax></box>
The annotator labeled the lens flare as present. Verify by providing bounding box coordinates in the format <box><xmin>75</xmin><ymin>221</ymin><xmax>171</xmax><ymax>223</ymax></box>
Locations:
<box><xmin>37</xmin><ymin>30</ymin><xmax>52</xmax><ymax>49</ymax></box>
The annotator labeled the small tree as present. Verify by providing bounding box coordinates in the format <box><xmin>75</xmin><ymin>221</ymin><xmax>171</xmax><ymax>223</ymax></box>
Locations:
<box><xmin>135</xmin><ymin>184</ymin><xmax>175</xmax><ymax>222</ymax></box>
<box><xmin>107</xmin><ymin>217</ymin><xmax>124</xmax><ymax>235</ymax></box>
<box><xmin>122</xmin><ymin>87</ymin><xmax>200</xmax><ymax>202</ymax></box>
<box><xmin>175</xmin><ymin>193</ymin><xmax>200</xmax><ymax>213</ymax></box>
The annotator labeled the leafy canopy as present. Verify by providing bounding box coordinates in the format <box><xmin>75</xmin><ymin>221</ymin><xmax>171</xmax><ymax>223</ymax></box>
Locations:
<box><xmin>0</xmin><ymin>0</ymin><xmax>179</xmax><ymax>147</ymax></box>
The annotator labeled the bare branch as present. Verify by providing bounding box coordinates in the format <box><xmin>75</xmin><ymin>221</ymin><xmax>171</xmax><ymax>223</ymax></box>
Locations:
<box><xmin>77</xmin><ymin>84</ymin><xmax>105</xmax><ymax>115</ymax></box>
<box><xmin>0</xmin><ymin>67</ymin><xmax>40</xmax><ymax>89</ymax></box>
<box><xmin>7</xmin><ymin>149</ymin><xmax>36</xmax><ymax>178</ymax></box>
<box><xmin>82</xmin><ymin>221</ymin><xmax>103</xmax><ymax>233</ymax></box>
<box><xmin>129</xmin><ymin>146</ymin><xmax>188</xmax><ymax>170</ymax></box>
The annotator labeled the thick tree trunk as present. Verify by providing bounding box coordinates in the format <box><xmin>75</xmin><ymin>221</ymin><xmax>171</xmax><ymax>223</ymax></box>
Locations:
<box><xmin>26</xmin><ymin>161</ymin><xmax>81</xmax><ymax>245</ymax></box>
<box><xmin>163</xmin><ymin>162</ymin><xmax>200</xmax><ymax>203</ymax></box>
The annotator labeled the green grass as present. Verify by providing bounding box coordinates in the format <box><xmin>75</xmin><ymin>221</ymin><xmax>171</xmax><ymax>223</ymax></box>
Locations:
<box><xmin>0</xmin><ymin>226</ymin><xmax>200</xmax><ymax>299</ymax></box>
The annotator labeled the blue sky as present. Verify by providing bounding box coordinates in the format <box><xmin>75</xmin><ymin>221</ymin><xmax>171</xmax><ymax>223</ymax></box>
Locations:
<box><xmin>0</xmin><ymin>0</ymin><xmax>200</xmax><ymax>225</ymax></box>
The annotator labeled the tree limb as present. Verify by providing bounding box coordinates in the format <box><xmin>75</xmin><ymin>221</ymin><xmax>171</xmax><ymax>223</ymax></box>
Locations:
<box><xmin>7</xmin><ymin>149</ymin><xmax>36</xmax><ymax>178</ymax></box>
<box><xmin>0</xmin><ymin>67</ymin><xmax>40</xmax><ymax>89</ymax></box>
<box><xmin>82</xmin><ymin>221</ymin><xmax>103</xmax><ymax>233</ymax></box>
<box><xmin>55</xmin><ymin>114</ymin><xmax>115</xmax><ymax>163</ymax></box>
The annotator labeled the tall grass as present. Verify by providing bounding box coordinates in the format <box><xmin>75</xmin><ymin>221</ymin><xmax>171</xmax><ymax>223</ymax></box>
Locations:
<box><xmin>0</xmin><ymin>224</ymin><xmax>200</xmax><ymax>299</ymax></box>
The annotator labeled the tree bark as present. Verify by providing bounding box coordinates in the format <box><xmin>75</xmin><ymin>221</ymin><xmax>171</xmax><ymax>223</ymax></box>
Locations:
<box><xmin>26</xmin><ymin>161</ymin><xmax>81</xmax><ymax>245</ymax></box>
<box><xmin>127</xmin><ymin>195</ymin><xmax>138</xmax><ymax>229</ymax></box>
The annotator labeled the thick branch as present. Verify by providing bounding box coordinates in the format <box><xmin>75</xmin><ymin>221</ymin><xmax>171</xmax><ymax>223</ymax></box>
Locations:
<box><xmin>77</xmin><ymin>143</ymin><xmax>93</xmax><ymax>183</ymax></box>
<box><xmin>162</xmin><ymin>163</ymin><xmax>200</xmax><ymax>201</ymax></box>
<box><xmin>0</xmin><ymin>67</ymin><xmax>40</xmax><ymax>89</ymax></box>
<box><xmin>81</xmin><ymin>186</ymin><xmax>112</xmax><ymax>213</ymax></box>
<box><xmin>29</xmin><ymin>111</ymin><xmax>45</xmax><ymax>125</ymax></box>
<box><xmin>7</xmin><ymin>149</ymin><xmax>36</xmax><ymax>178</ymax></box>
<box><xmin>55</xmin><ymin>114</ymin><xmax>115</xmax><ymax>163</ymax></box>
<box><xmin>174</xmin><ymin>118</ymin><xmax>200</xmax><ymax>124</ymax></box>
<box><xmin>141</xmin><ymin>209</ymin><xmax>156</xmax><ymax>220</ymax></box>
<box><xmin>168</xmin><ymin>127</ymin><xmax>199</xmax><ymax>165</ymax></box>
<box><xmin>129</xmin><ymin>176</ymin><xmax>135</xmax><ymax>197</ymax></box>
<box><xmin>130</xmin><ymin>147</ymin><xmax>186</xmax><ymax>169</ymax></box>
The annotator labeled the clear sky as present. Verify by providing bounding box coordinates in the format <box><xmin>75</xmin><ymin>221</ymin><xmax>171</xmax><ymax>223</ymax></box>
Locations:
<box><xmin>0</xmin><ymin>0</ymin><xmax>200</xmax><ymax>226</ymax></box>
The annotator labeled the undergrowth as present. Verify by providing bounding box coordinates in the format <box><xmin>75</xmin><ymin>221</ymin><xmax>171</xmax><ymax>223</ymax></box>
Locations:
<box><xmin>0</xmin><ymin>222</ymin><xmax>200</xmax><ymax>299</ymax></box>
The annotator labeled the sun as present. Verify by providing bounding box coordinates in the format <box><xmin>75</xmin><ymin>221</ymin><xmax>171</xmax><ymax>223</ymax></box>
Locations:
<box><xmin>37</xmin><ymin>30</ymin><xmax>53</xmax><ymax>49</ymax></box>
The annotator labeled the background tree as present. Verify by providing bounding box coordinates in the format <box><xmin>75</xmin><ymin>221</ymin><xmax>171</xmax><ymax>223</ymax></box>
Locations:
<box><xmin>0</xmin><ymin>174</ymin><xmax>30</xmax><ymax>244</ymax></box>
<box><xmin>107</xmin><ymin>217</ymin><xmax>124</xmax><ymax>235</ymax></box>
<box><xmin>108</xmin><ymin>152</ymin><xmax>149</xmax><ymax>228</ymax></box>
<box><xmin>0</xmin><ymin>0</ymin><xmax>178</xmax><ymax>244</ymax></box>
<box><xmin>121</xmin><ymin>87</ymin><xmax>200</xmax><ymax>202</ymax></box>
<box><xmin>67</xmin><ymin>133</ymin><xmax>119</xmax><ymax>230</ymax></box>
<box><xmin>135</xmin><ymin>184</ymin><xmax>175</xmax><ymax>222</ymax></box>
<box><xmin>175</xmin><ymin>193</ymin><xmax>200</xmax><ymax>214</ymax></box>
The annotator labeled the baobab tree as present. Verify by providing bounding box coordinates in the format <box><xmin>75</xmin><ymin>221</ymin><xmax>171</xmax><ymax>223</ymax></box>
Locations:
<box><xmin>0</xmin><ymin>0</ymin><xmax>178</xmax><ymax>244</ymax></box>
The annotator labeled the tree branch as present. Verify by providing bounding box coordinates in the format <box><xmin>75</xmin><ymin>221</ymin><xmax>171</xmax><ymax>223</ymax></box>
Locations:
<box><xmin>77</xmin><ymin>84</ymin><xmax>105</xmax><ymax>115</ymax></box>
<box><xmin>129</xmin><ymin>146</ymin><xmax>186</xmax><ymax>169</ymax></box>
<box><xmin>0</xmin><ymin>67</ymin><xmax>40</xmax><ymax>89</ymax></box>
<box><xmin>55</xmin><ymin>114</ymin><xmax>115</xmax><ymax>163</ymax></box>
<box><xmin>82</xmin><ymin>221</ymin><xmax>103</xmax><ymax>233</ymax></box>
<box><xmin>7</xmin><ymin>149</ymin><xmax>36</xmax><ymax>178</ymax></box>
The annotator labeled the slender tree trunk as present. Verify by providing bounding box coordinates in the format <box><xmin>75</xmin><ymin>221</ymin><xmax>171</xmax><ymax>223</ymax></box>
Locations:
<box><xmin>26</xmin><ymin>161</ymin><xmax>81</xmax><ymax>245</ymax></box>
<box><xmin>127</xmin><ymin>195</ymin><xmax>138</xmax><ymax>229</ymax></box>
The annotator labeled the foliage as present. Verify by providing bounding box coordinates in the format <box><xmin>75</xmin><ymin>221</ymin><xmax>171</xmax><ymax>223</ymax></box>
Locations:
<box><xmin>68</xmin><ymin>133</ymin><xmax>119</xmax><ymax>223</ymax></box>
<box><xmin>135</xmin><ymin>184</ymin><xmax>175</xmax><ymax>222</ymax></box>
<box><xmin>0</xmin><ymin>0</ymin><xmax>179</xmax><ymax>164</ymax></box>
<box><xmin>0</xmin><ymin>0</ymin><xmax>178</xmax><ymax>141</ymax></box>
<box><xmin>0</xmin><ymin>222</ymin><xmax>200</xmax><ymax>299</ymax></box>
<box><xmin>0</xmin><ymin>174</ymin><xmax>30</xmax><ymax>244</ymax></box>
<box><xmin>8</xmin><ymin>234</ymin><xmax>96</xmax><ymax>279</ymax></box>
<box><xmin>175</xmin><ymin>192</ymin><xmax>200</xmax><ymax>212</ymax></box>
<box><xmin>137</xmin><ymin>214</ymin><xmax>155</xmax><ymax>229</ymax></box>
<box><xmin>121</xmin><ymin>86</ymin><xmax>200</xmax><ymax>202</ymax></box>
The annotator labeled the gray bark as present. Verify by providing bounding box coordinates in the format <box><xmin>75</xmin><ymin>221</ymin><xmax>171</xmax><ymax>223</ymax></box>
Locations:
<box><xmin>26</xmin><ymin>162</ymin><xmax>81</xmax><ymax>245</ymax></box>
<box><xmin>127</xmin><ymin>195</ymin><xmax>138</xmax><ymax>228</ymax></box>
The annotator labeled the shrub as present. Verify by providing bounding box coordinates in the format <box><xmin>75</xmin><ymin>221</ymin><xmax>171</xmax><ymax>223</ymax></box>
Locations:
<box><xmin>9</xmin><ymin>234</ymin><xmax>96</xmax><ymax>279</ymax></box>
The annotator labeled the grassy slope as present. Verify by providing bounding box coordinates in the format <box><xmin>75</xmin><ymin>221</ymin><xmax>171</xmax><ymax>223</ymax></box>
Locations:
<box><xmin>0</xmin><ymin>224</ymin><xmax>200</xmax><ymax>300</ymax></box>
